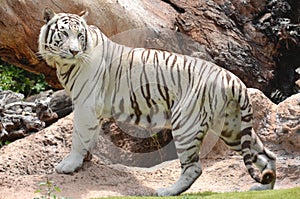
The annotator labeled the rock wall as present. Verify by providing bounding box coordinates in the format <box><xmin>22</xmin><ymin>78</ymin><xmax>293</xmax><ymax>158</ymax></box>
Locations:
<box><xmin>1</xmin><ymin>0</ymin><xmax>299</xmax><ymax>96</ymax></box>
<box><xmin>0</xmin><ymin>0</ymin><xmax>177</xmax><ymax>88</ymax></box>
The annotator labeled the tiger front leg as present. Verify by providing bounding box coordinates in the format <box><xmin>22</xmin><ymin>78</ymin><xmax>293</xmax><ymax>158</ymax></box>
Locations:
<box><xmin>56</xmin><ymin>107</ymin><xmax>100</xmax><ymax>174</ymax></box>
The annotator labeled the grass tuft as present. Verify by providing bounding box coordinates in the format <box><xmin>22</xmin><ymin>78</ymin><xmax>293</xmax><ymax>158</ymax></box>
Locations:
<box><xmin>93</xmin><ymin>187</ymin><xmax>300</xmax><ymax>199</ymax></box>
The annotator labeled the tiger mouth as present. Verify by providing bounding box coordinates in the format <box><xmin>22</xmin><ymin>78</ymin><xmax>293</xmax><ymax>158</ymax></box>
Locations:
<box><xmin>60</xmin><ymin>55</ymin><xmax>77</xmax><ymax>59</ymax></box>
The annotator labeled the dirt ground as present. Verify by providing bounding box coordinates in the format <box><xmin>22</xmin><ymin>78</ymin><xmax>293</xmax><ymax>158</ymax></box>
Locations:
<box><xmin>0</xmin><ymin>114</ymin><xmax>299</xmax><ymax>199</ymax></box>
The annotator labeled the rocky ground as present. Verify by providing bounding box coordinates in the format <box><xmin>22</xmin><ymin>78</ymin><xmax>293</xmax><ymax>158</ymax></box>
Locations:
<box><xmin>0</xmin><ymin>89</ymin><xmax>299</xmax><ymax>199</ymax></box>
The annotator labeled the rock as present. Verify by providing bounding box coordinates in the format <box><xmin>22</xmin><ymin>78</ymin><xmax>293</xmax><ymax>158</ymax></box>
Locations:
<box><xmin>0</xmin><ymin>90</ymin><xmax>72</xmax><ymax>142</ymax></box>
<box><xmin>248</xmin><ymin>88</ymin><xmax>300</xmax><ymax>152</ymax></box>
<box><xmin>0</xmin><ymin>0</ymin><xmax>177</xmax><ymax>89</ymax></box>
<box><xmin>26</xmin><ymin>90</ymin><xmax>72</xmax><ymax>121</ymax></box>
<box><xmin>248</xmin><ymin>88</ymin><xmax>277</xmax><ymax>142</ymax></box>
<box><xmin>173</xmin><ymin>0</ymin><xmax>276</xmax><ymax>91</ymax></box>
<box><xmin>276</xmin><ymin>94</ymin><xmax>300</xmax><ymax>151</ymax></box>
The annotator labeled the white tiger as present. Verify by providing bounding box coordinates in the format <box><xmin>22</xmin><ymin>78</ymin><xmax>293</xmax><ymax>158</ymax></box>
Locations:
<box><xmin>38</xmin><ymin>8</ymin><xmax>276</xmax><ymax>196</ymax></box>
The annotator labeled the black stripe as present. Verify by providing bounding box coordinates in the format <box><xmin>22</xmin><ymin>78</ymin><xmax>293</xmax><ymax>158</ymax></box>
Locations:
<box><xmin>243</xmin><ymin>154</ymin><xmax>252</xmax><ymax>164</ymax></box>
<box><xmin>222</xmin><ymin>138</ymin><xmax>241</xmax><ymax>147</ymax></box>
<box><xmin>70</xmin><ymin>65</ymin><xmax>80</xmax><ymax>80</ymax></box>
<box><xmin>140</xmin><ymin>59</ymin><xmax>152</xmax><ymax>108</ymax></box>
<box><xmin>92</xmin><ymin>53</ymin><xmax>105</xmax><ymax>81</ymax></box>
<box><xmin>221</xmin><ymin>74</ymin><xmax>227</xmax><ymax>102</ymax></box>
<box><xmin>238</xmin><ymin>83</ymin><xmax>242</xmax><ymax>103</ymax></box>
<box><xmin>44</xmin><ymin>24</ymin><xmax>51</xmax><ymax>46</ymax></box>
<box><xmin>60</xmin><ymin>64</ymin><xmax>76</xmax><ymax>85</ymax></box>
<box><xmin>100</xmin><ymin>69</ymin><xmax>107</xmax><ymax>92</ymax></box>
<box><xmin>199</xmin><ymin>111</ymin><xmax>208</xmax><ymax>128</ymax></box>
<box><xmin>232</xmin><ymin>80</ymin><xmax>235</xmax><ymax>97</ymax></box>
<box><xmin>169</xmin><ymin>56</ymin><xmax>176</xmax><ymax>85</ymax></box>
<box><xmin>129</xmin><ymin>92</ymin><xmax>142</xmax><ymax>125</ymax></box>
<box><xmin>242</xmin><ymin>140</ymin><xmax>251</xmax><ymax>149</ymax></box>
<box><xmin>176</xmin><ymin>62</ymin><xmax>182</xmax><ymax>95</ymax></box>
<box><xmin>88</xmin><ymin>125</ymin><xmax>98</xmax><ymax>131</ymax></box>
<box><xmin>89</xmin><ymin>26</ymin><xmax>98</xmax><ymax>45</ymax></box>
<box><xmin>128</xmin><ymin>49</ymin><xmax>142</xmax><ymax>124</ymax></box>
<box><xmin>241</xmin><ymin>89</ymin><xmax>249</xmax><ymax>110</ymax></box>
<box><xmin>146</xmin><ymin>49</ymin><xmax>151</xmax><ymax>62</ymax></box>
<box><xmin>73</xmin><ymin>79</ymin><xmax>88</xmax><ymax>101</ymax></box>
<box><xmin>183</xmin><ymin>56</ymin><xmax>188</xmax><ymax>70</ymax></box>
<box><xmin>160</xmin><ymin>66</ymin><xmax>172</xmax><ymax>108</ymax></box>
<box><xmin>108</xmin><ymin>41</ymin><xmax>116</xmax><ymax>72</ymax></box>
<box><xmin>171</xmin><ymin>54</ymin><xmax>177</xmax><ymax>68</ymax></box>
<box><xmin>165</xmin><ymin>52</ymin><xmax>173</xmax><ymax>66</ymax></box>
<box><xmin>241</xmin><ymin>127</ymin><xmax>252</xmax><ymax>136</ymax></box>
<box><xmin>187</xmin><ymin>59</ymin><xmax>192</xmax><ymax>83</ymax></box>
<box><xmin>263</xmin><ymin>149</ymin><xmax>276</xmax><ymax>161</ymax></box>
<box><xmin>153</xmin><ymin>51</ymin><xmax>159</xmax><ymax>66</ymax></box>
<box><xmin>83</xmin><ymin>28</ymin><xmax>87</xmax><ymax>51</ymax></box>
<box><xmin>241</xmin><ymin>114</ymin><xmax>252</xmax><ymax>122</ymax></box>
<box><xmin>252</xmin><ymin>153</ymin><xmax>258</xmax><ymax>163</ymax></box>
<box><xmin>112</xmin><ymin>46</ymin><xmax>125</xmax><ymax>104</ymax></box>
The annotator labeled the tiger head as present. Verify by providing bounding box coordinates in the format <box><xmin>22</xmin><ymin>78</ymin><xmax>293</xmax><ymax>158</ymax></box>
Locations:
<box><xmin>38</xmin><ymin>8</ymin><xmax>92</xmax><ymax>66</ymax></box>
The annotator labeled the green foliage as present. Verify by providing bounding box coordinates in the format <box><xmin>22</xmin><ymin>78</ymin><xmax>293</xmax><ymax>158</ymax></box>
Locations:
<box><xmin>0</xmin><ymin>60</ymin><xmax>50</xmax><ymax>97</ymax></box>
<box><xmin>34</xmin><ymin>178</ymin><xmax>72</xmax><ymax>199</ymax></box>
<box><xmin>0</xmin><ymin>140</ymin><xmax>11</xmax><ymax>148</ymax></box>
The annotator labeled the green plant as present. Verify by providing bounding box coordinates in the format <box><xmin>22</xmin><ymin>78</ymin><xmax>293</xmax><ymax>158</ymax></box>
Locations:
<box><xmin>34</xmin><ymin>178</ymin><xmax>71</xmax><ymax>199</ymax></box>
<box><xmin>0</xmin><ymin>140</ymin><xmax>10</xmax><ymax>148</ymax></box>
<box><xmin>0</xmin><ymin>60</ymin><xmax>50</xmax><ymax>97</ymax></box>
<box><xmin>150</xmin><ymin>132</ymin><xmax>164</xmax><ymax>159</ymax></box>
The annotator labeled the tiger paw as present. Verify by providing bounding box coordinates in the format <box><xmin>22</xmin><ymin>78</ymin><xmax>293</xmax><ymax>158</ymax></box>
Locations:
<box><xmin>55</xmin><ymin>152</ymin><xmax>84</xmax><ymax>174</ymax></box>
<box><xmin>156</xmin><ymin>188</ymin><xmax>174</xmax><ymax>196</ymax></box>
<box><xmin>249</xmin><ymin>183</ymin><xmax>274</xmax><ymax>191</ymax></box>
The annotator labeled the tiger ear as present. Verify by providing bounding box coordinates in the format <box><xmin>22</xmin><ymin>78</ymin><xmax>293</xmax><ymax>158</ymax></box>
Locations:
<box><xmin>43</xmin><ymin>8</ymin><xmax>56</xmax><ymax>23</ymax></box>
<box><xmin>78</xmin><ymin>9</ymin><xmax>88</xmax><ymax>19</ymax></box>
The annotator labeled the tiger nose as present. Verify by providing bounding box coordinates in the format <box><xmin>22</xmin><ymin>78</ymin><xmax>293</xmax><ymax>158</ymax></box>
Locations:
<box><xmin>69</xmin><ymin>49</ymin><xmax>79</xmax><ymax>56</ymax></box>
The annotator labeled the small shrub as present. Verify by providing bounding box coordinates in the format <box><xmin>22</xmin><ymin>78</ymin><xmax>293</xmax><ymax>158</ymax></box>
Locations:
<box><xmin>0</xmin><ymin>60</ymin><xmax>50</xmax><ymax>97</ymax></box>
<box><xmin>0</xmin><ymin>141</ymin><xmax>10</xmax><ymax>148</ymax></box>
<box><xmin>34</xmin><ymin>177</ymin><xmax>72</xmax><ymax>199</ymax></box>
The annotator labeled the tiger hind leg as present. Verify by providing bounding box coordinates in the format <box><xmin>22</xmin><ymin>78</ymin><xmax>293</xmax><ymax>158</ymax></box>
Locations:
<box><xmin>156</xmin><ymin>128</ymin><xmax>204</xmax><ymax>196</ymax></box>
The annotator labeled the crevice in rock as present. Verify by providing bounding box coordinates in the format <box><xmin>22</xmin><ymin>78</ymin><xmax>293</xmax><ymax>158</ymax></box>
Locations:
<box><xmin>254</xmin><ymin>0</ymin><xmax>300</xmax><ymax>104</ymax></box>
<box><xmin>161</xmin><ymin>0</ymin><xmax>185</xmax><ymax>13</ymax></box>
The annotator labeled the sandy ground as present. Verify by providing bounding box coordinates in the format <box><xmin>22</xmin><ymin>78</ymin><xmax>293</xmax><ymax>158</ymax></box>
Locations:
<box><xmin>0</xmin><ymin>114</ymin><xmax>299</xmax><ymax>199</ymax></box>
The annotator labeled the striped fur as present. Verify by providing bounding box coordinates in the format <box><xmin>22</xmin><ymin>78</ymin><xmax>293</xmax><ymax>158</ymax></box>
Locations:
<box><xmin>38</xmin><ymin>8</ymin><xmax>276</xmax><ymax>196</ymax></box>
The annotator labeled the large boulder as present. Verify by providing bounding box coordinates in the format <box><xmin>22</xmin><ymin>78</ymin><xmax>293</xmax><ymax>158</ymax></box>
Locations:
<box><xmin>0</xmin><ymin>0</ymin><xmax>177</xmax><ymax>88</ymax></box>
<box><xmin>249</xmin><ymin>88</ymin><xmax>300</xmax><ymax>151</ymax></box>
<box><xmin>1</xmin><ymin>0</ymin><xmax>299</xmax><ymax>95</ymax></box>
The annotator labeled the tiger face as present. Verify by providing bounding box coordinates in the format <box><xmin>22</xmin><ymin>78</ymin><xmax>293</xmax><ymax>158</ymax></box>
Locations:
<box><xmin>38</xmin><ymin>8</ymin><xmax>91</xmax><ymax>66</ymax></box>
